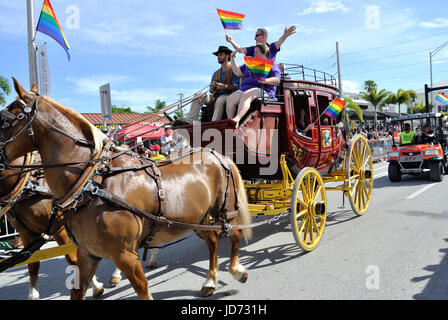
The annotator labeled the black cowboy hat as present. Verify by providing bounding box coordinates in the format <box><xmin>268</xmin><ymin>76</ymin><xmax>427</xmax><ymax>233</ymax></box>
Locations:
<box><xmin>213</xmin><ymin>46</ymin><xmax>232</xmax><ymax>56</ymax></box>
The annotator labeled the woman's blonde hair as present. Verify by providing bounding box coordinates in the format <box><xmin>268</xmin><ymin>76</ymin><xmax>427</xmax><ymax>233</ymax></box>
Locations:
<box><xmin>255</xmin><ymin>43</ymin><xmax>270</xmax><ymax>59</ymax></box>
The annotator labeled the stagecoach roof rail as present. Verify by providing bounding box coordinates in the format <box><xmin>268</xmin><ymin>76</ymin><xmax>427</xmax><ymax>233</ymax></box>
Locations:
<box><xmin>280</xmin><ymin>63</ymin><xmax>337</xmax><ymax>87</ymax></box>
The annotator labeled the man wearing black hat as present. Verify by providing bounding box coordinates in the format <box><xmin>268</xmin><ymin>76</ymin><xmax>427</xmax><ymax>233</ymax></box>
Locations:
<box><xmin>185</xmin><ymin>45</ymin><xmax>240</xmax><ymax>123</ymax></box>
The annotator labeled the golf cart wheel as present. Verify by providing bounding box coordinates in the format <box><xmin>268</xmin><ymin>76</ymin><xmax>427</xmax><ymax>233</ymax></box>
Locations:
<box><xmin>430</xmin><ymin>161</ymin><xmax>443</xmax><ymax>182</ymax></box>
<box><xmin>388</xmin><ymin>163</ymin><xmax>401</xmax><ymax>182</ymax></box>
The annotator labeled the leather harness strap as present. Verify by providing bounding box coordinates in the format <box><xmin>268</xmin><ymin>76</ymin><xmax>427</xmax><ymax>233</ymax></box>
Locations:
<box><xmin>0</xmin><ymin>153</ymin><xmax>35</xmax><ymax>219</ymax></box>
<box><xmin>54</xmin><ymin>139</ymin><xmax>113</xmax><ymax>211</ymax></box>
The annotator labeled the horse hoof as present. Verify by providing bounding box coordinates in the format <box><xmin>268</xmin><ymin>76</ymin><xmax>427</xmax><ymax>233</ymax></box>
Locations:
<box><xmin>28</xmin><ymin>293</ymin><xmax>40</xmax><ymax>300</ymax></box>
<box><xmin>199</xmin><ymin>287</ymin><xmax>215</xmax><ymax>297</ymax></box>
<box><xmin>239</xmin><ymin>272</ymin><xmax>248</xmax><ymax>284</ymax></box>
<box><xmin>145</xmin><ymin>262</ymin><xmax>158</xmax><ymax>269</ymax></box>
<box><xmin>93</xmin><ymin>286</ymin><xmax>104</xmax><ymax>299</ymax></box>
<box><xmin>108</xmin><ymin>276</ymin><xmax>122</xmax><ymax>287</ymax></box>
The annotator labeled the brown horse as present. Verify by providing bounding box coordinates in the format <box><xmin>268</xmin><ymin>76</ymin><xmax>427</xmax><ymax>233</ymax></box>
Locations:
<box><xmin>0</xmin><ymin>154</ymin><xmax>122</xmax><ymax>299</ymax></box>
<box><xmin>0</xmin><ymin>78</ymin><xmax>252</xmax><ymax>300</ymax></box>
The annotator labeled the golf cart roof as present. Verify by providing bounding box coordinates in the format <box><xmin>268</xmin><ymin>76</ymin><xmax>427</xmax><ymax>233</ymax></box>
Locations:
<box><xmin>390</xmin><ymin>113</ymin><xmax>442</xmax><ymax>124</ymax></box>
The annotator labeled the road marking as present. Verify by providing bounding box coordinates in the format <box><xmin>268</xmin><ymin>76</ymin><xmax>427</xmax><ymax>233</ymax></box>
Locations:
<box><xmin>373</xmin><ymin>172</ymin><xmax>388</xmax><ymax>179</ymax></box>
<box><xmin>406</xmin><ymin>183</ymin><xmax>437</xmax><ymax>200</ymax></box>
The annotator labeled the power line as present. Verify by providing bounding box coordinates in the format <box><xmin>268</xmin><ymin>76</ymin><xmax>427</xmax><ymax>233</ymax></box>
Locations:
<box><xmin>309</xmin><ymin>53</ymin><xmax>336</xmax><ymax>65</ymax></box>
<box><xmin>341</xmin><ymin>48</ymin><xmax>431</xmax><ymax>67</ymax></box>
<box><xmin>341</xmin><ymin>30</ymin><xmax>448</xmax><ymax>57</ymax></box>
<box><xmin>344</xmin><ymin>59</ymin><xmax>446</xmax><ymax>77</ymax></box>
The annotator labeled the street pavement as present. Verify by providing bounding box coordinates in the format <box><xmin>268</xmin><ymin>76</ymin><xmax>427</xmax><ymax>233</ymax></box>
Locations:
<box><xmin>1</xmin><ymin>161</ymin><xmax>448</xmax><ymax>300</ymax></box>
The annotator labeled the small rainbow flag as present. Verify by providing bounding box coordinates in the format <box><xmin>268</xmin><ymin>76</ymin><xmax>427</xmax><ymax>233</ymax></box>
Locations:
<box><xmin>435</xmin><ymin>93</ymin><xmax>448</xmax><ymax>104</ymax></box>
<box><xmin>217</xmin><ymin>9</ymin><xmax>245</xmax><ymax>30</ymax></box>
<box><xmin>244</xmin><ymin>56</ymin><xmax>274</xmax><ymax>80</ymax></box>
<box><xmin>36</xmin><ymin>0</ymin><xmax>71</xmax><ymax>61</ymax></box>
<box><xmin>323</xmin><ymin>98</ymin><xmax>346</xmax><ymax>119</ymax></box>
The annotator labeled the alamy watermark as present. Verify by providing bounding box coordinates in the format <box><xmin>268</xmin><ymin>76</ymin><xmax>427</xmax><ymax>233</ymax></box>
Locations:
<box><xmin>365</xmin><ymin>5</ymin><xmax>380</xmax><ymax>30</ymax></box>
<box><xmin>171</xmin><ymin>123</ymin><xmax>280</xmax><ymax>176</ymax></box>
<box><xmin>65</xmin><ymin>265</ymin><xmax>80</xmax><ymax>290</ymax></box>
<box><xmin>64</xmin><ymin>5</ymin><xmax>80</xmax><ymax>30</ymax></box>
<box><xmin>365</xmin><ymin>265</ymin><xmax>380</xmax><ymax>290</ymax></box>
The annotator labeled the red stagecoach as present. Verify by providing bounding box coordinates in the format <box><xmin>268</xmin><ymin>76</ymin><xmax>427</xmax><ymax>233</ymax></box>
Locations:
<box><xmin>175</xmin><ymin>64</ymin><xmax>373</xmax><ymax>251</ymax></box>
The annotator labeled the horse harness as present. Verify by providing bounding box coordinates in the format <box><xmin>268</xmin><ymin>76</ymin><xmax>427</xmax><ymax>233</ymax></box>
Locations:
<box><xmin>0</xmin><ymin>153</ymin><xmax>52</xmax><ymax>218</ymax></box>
<box><xmin>53</xmin><ymin>144</ymin><xmax>243</xmax><ymax>259</ymax></box>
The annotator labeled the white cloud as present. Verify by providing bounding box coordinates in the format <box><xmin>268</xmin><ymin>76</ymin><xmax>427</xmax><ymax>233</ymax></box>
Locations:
<box><xmin>172</xmin><ymin>74</ymin><xmax>211</xmax><ymax>83</ymax></box>
<box><xmin>342</xmin><ymin>80</ymin><xmax>360</xmax><ymax>93</ymax></box>
<box><xmin>67</xmin><ymin>75</ymin><xmax>132</xmax><ymax>95</ymax></box>
<box><xmin>65</xmin><ymin>74</ymin><xmax>202</xmax><ymax>112</ymax></box>
<box><xmin>298</xmin><ymin>1</ymin><xmax>350</xmax><ymax>15</ymax></box>
<box><xmin>419</xmin><ymin>18</ymin><xmax>448</xmax><ymax>28</ymax></box>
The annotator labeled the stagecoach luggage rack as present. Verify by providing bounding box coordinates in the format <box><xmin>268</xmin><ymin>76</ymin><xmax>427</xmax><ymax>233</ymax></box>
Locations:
<box><xmin>280</xmin><ymin>63</ymin><xmax>337</xmax><ymax>87</ymax></box>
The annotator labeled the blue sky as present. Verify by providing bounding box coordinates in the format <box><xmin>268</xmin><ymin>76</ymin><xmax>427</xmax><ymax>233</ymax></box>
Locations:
<box><xmin>1</xmin><ymin>0</ymin><xmax>448</xmax><ymax>113</ymax></box>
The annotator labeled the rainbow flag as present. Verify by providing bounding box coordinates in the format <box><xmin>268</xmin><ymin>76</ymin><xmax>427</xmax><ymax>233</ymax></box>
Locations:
<box><xmin>36</xmin><ymin>0</ymin><xmax>71</xmax><ymax>61</ymax></box>
<box><xmin>244</xmin><ymin>56</ymin><xmax>274</xmax><ymax>80</ymax></box>
<box><xmin>323</xmin><ymin>98</ymin><xmax>346</xmax><ymax>119</ymax></box>
<box><xmin>217</xmin><ymin>9</ymin><xmax>245</xmax><ymax>30</ymax></box>
<box><xmin>435</xmin><ymin>93</ymin><xmax>448</xmax><ymax>104</ymax></box>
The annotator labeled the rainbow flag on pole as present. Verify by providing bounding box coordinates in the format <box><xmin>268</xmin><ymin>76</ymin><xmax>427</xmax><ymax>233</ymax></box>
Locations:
<box><xmin>217</xmin><ymin>9</ymin><xmax>245</xmax><ymax>30</ymax></box>
<box><xmin>36</xmin><ymin>0</ymin><xmax>71</xmax><ymax>61</ymax></box>
<box><xmin>435</xmin><ymin>93</ymin><xmax>448</xmax><ymax>104</ymax></box>
<box><xmin>323</xmin><ymin>98</ymin><xmax>346</xmax><ymax>119</ymax></box>
<box><xmin>244</xmin><ymin>56</ymin><xmax>274</xmax><ymax>80</ymax></box>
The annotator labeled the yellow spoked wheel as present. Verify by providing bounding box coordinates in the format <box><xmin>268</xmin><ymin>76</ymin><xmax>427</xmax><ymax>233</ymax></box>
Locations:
<box><xmin>345</xmin><ymin>134</ymin><xmax>373</xmax><ymax>216</ymax></box>
<box><xmin>290</xmin><ymin>167</ymin><xmax>327</xmax><ymax>252</ymax></box>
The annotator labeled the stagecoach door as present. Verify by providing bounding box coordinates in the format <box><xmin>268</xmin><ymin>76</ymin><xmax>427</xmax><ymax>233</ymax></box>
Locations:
<box><xmin>316</xmin><ymin>92</ymin><xmax>337</xmax><ymax>169</ymax></box>
<box><xmin>287</xmin><ymin>89</ymin><xmax>319</xmax><ymax>169</ymax></box>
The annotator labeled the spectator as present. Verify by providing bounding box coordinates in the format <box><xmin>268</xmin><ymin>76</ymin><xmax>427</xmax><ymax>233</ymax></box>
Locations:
<box><xmin>160</xmin><ymin>126</ymin><xmax>176</xmax><ymax>155</ymax></box>
<box><xmin>149</xmin><ymin>144</ymin><xmax>166</xmax><ymax>162</ymax></box>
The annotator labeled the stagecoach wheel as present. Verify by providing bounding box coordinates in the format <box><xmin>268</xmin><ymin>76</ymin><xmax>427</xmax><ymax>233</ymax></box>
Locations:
<box><xmin>345</xmin><ymin>134</ymin><xmax>373</xmax><ymax>216</ymax></box>
<box><xmin>290</xmin><ymin>167</ymin><xmax>327</xmax><ymax>252</ymax></box>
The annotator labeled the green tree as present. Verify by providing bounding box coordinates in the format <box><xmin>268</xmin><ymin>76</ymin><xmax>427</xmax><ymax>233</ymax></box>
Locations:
<box><xmin>146</xmin><ymin>99</ymin><xmax>166</xmax><ymax>113</ymax></box>
<box><xmin>407</xmin><ymin>90</ymin><xmax>418</xmax><ymax>113</ymax></box>
<box><xmin>387</xmin><ymin>89</ymin><xmax>411</xmax><ymax>115</ymax></box>
<box><xmin>112</xmin><ymin>105</ymin><xmax>135</xmax><ymax>113</ymax></box>
<box><xmin>0</xmin><ymin>76</ymin><xmax>11</xmax><ymax>106</ymax></box>
<box><xmin>343</xmin><ymin>97</ymin><xmax>364</xmax><ymax>131</ymax></box>
<box><xmin>409</xmin><ymin>102</ymin><xmax>433</xmax><ymax>114</ymax></box>
<box><xmin>360</xmin><ymin>88</ymin><xmax>390</xmax><ymax>130</ymax></box>
<box><xmin>363</xmin><ymin>80</ymin><xmax>377</xmax><ymax>93</ymax></box>
<box><xmin>174</xmin><ymin>108</ymin><xmax>185</xmax><ymax>120</ymax></box>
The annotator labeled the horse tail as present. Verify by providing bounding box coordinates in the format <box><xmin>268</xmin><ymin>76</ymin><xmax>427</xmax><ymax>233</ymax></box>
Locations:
<box><xmin>229</xmin><ymin>160</ymin><xmax>252</xmax><ymax>243</ymax></box>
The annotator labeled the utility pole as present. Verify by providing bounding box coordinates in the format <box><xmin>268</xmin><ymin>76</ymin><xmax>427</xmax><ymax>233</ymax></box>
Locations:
<box><xmin>336</xmin><ymin>42</ymin><xmax>342</xmax><ymax>97</ymax></box>
<box><xmin>27</xmin><ymin>0</ymin><xmax>39</xmax><ymax>89</ymax></box>
<box><xmin>178</xmin><ymin>93</ymin><xmax>184</xmax><ymax>109</ymax></box>
<box><xmin>429</xmin><ymin>40</ymin><xmax>448</xmax><ymax>114</ymax></box>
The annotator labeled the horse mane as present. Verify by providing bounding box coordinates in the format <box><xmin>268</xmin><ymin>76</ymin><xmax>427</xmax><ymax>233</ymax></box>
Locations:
<box><xmin>41</xmin><ymin>96</ymin><xmax>108</xmax><ymax>155</ymax></box>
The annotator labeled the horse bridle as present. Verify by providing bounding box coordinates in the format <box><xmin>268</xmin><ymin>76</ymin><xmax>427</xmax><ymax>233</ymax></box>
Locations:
<box><xmin>0</xmin><ymin>97</ymin><xmax>40</xmax><ymax>170</ymax></box>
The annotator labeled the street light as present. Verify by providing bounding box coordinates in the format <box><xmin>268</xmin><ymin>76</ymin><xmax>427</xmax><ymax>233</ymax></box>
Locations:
<box><xmin>429</xmin><ymin>40</ymin><xmax>448</xmax><ymax>112</ymax></box>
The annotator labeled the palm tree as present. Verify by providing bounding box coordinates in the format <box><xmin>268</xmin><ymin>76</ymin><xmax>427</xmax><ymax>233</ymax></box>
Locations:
<box><xmin>360</xmin><ymin>88</ymin><xmax>389</xmax><ymax>130</ymax></box>
<box><xmin>387</xmin><ymin>89</ymin><xmax>411</xmax><ymax>115</ymax></box>
<box><xmin>343</xmin><ymin>97</ymin><xmax>364</xmax><ymax>132</ymax></box>
<box><xmin>407</xmin><ymin>90</ymin><xmax>417</xmax><ymax>114</ymax></box>
<box><xmin>0</xmin><ymin>76</ymin><xmax>11</xmax><ymax>106</ymax></box>
<box><xmin>363</xmin><ymin>80</ymin><xmax>377</xmax><ymax>93</ymax></box>
<box><xmin>146</xmin><ymin>99</ymin><xmax>166</xmax><ymax>113</ymax></box>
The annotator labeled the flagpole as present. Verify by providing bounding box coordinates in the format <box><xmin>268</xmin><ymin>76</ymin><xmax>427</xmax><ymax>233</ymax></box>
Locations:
<box><xmin>27</xmin><ymin>0</ymin><xmax>39</xmax><ymax>89</ymax></box>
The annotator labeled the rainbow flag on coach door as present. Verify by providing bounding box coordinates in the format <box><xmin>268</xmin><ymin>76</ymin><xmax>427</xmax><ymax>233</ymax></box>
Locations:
<box><xmin>323</xmin><ymin>98</ymin><xmax>346</xmax><ymax>119</ymax></box>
